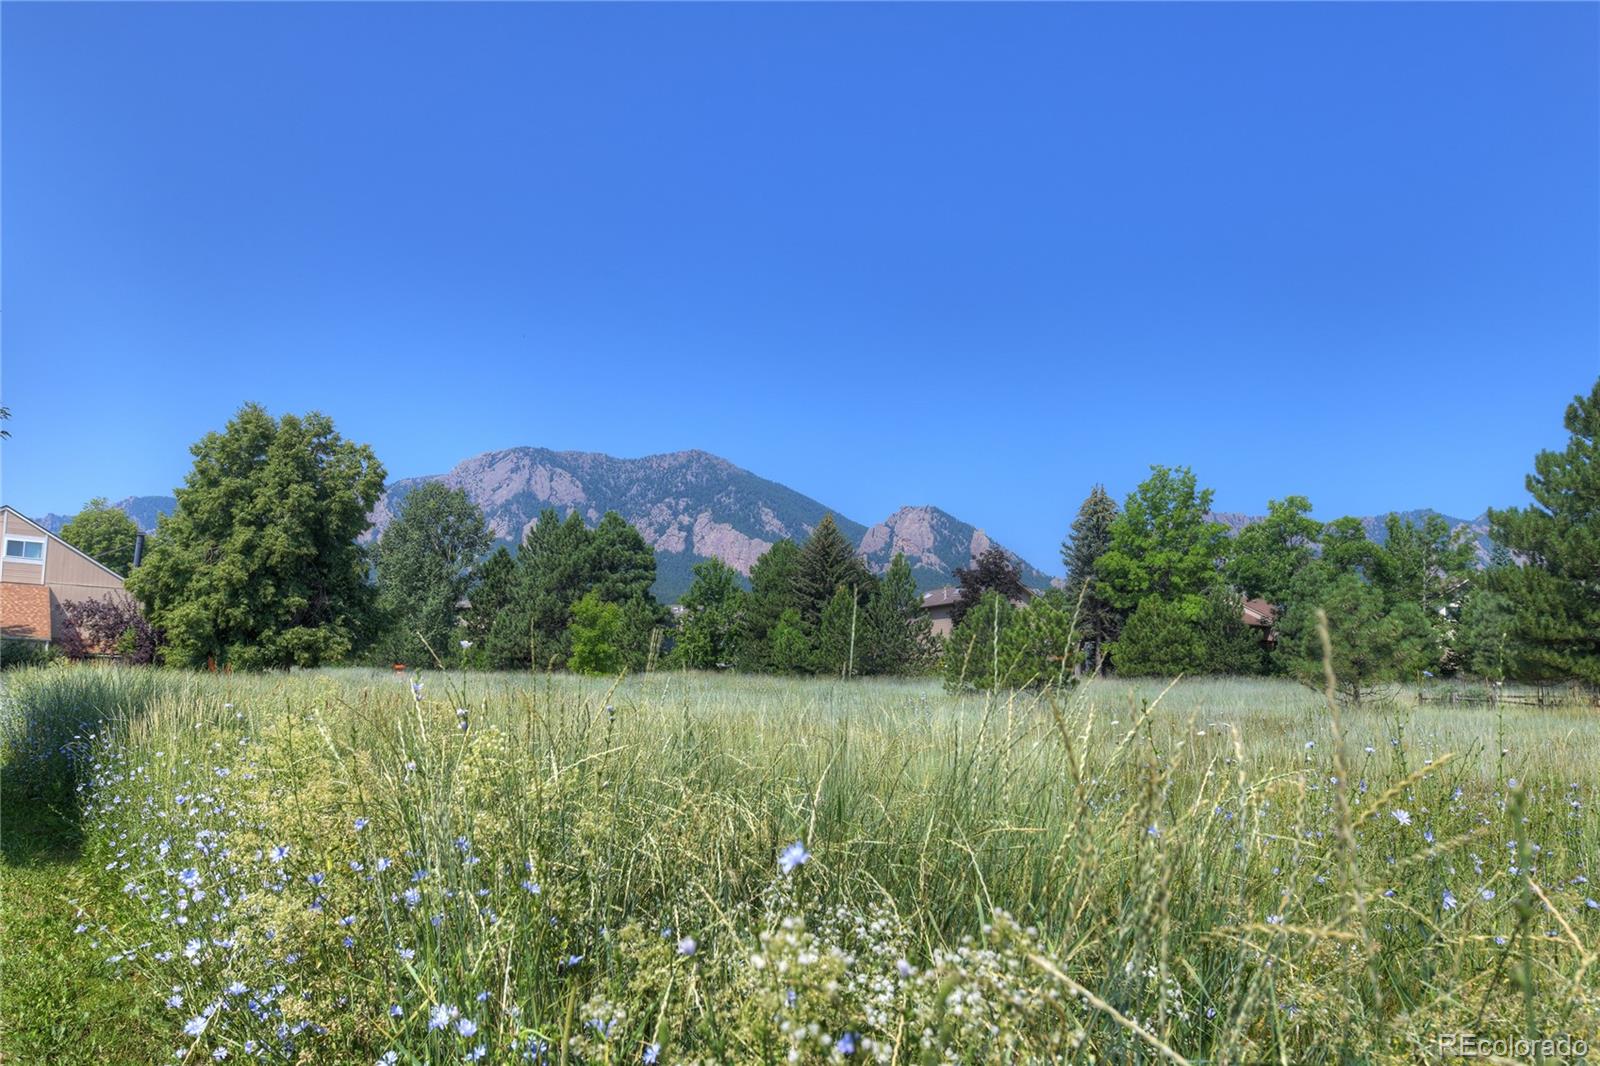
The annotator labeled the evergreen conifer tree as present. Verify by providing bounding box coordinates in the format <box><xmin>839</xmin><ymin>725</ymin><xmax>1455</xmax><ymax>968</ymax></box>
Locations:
<box><xmin>1060</xmin><ymin>486</ymin><xmax>1121</xmax><ymax>672</ymax></box>
<box><xmin>1486</xmin><ymin>377</ymin><xmax>1600</xmax><ymax>683</ymax></box>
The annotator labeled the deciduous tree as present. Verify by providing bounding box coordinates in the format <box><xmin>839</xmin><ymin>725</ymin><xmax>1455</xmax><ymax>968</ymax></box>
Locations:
<box><xmin>126</xmin><ymin>405</ymin><xmax>385</xmax><ymax>669</ymax></box>
<box><xmin>671</xmin><ymin>557</ymin><xmax>745</xmax><ymax>670</ymax></box>
<box><xmin>373</xmin><ymin>483</ymin><xmax>490</xmax><ymax>666</ymax></box>
<box><xmin>567</xmin><ymin>591</ymin><xmax>623</xmax><ymax>675</ymax></box>
<box><xmin>952</xmin><ymin>546</ymin><xmax>1027</xmax><ymax>628</ymax></box>
<box><xmin>1096</xmin><ymin>465</ymin><xmax>1229</xmax><ymax>617</ymax></box>
<box><xmin>60</xmin><ymin>498</ymin><xmax>142</xmax><ymax>576</ymax></box>
<box><xmin>1224</xmin><ymin>495</ymin><xmax>1321</xmax><ymax>606</ymax></box>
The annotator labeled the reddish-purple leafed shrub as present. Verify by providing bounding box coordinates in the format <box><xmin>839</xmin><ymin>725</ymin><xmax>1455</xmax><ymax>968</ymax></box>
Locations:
<box><xmin>57</xmin><ymin>595</ymin><xmax>162</xmax><ymax>665</ymax></box>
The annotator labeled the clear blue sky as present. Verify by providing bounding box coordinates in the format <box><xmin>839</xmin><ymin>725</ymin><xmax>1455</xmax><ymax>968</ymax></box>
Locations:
<box><xmin>4</xmin><ymin>3</ymin><xmax>1596</xmax><ymax>571</ymax></box>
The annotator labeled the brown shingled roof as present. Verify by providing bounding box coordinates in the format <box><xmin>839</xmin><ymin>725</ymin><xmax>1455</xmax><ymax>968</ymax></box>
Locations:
<box><xmin>0</xmin><ymin>582</ymin><xmax>52</xmax><ymax>641</ymax></box>
<box><xmin>1242</xmin><ymin>598</ymin><xmax>1278</xmax><ymax>627</ymax></box>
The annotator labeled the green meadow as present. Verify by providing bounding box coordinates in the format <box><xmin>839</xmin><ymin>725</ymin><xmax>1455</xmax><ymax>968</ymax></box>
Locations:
<box><xmin>2</xmin><ymin>667</ymin><xmax>1596</xmax><ymax>1064</ymax></box>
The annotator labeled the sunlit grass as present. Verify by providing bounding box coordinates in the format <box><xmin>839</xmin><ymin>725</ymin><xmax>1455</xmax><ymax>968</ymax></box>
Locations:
<box><xmin>3</xmin><ymin>666</ymin><xmax>1596</xmax><ymax>1063</ymax></box>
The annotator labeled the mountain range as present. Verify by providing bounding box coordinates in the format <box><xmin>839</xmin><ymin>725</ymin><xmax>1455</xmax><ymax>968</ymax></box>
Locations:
<box><xmin>33</xmin><ymin>450</ymin><xmax>1057</xmax><ymax>601</ymax></box>
<box><xmin>31</xmin><ymin>450</ymin><xmax>1498</xmax><ymax>601</ymax></box>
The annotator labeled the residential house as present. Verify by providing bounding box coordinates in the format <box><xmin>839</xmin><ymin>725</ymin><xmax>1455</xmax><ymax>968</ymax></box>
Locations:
<box><xmin>921</xmin><ymin>585</ymin><xmax>1039</xmax><ymax>639</ymax></box>
<box><xmin>0</xmin><ymin>506</ymin><xmax>132</xmax><ymax>646</ymax></box>
<box><xmin>923</xmin><ymin>584</ymin><xmax>1282</xmax><ymax>648</ymax></box>
<box><xmin>1241</xmin><ymin>597</ymin><xmax>1278</xmax><ymax>647</ymax></box>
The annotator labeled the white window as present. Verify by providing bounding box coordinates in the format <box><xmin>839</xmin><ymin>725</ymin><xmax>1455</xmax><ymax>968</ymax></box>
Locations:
<box><xmin>4</xmin><ymin>537</ymin><xmax>44</xmax><ymax>561</ymax></box>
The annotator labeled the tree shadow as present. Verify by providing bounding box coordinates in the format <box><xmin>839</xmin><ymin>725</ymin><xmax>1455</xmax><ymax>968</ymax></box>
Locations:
<box><xmin>1</xmin><ymin>774</ymin><xmax>86</xmax><ymax>867</ymax></box>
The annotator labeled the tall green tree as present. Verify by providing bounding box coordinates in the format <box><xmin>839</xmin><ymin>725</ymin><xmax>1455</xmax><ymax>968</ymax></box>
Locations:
<box><xmin>813</xmin><ymin>584</ymin><xmax>863</xmax><ymax>677</ymax></box>
<box><xmin>739</xmin><ymin>539</ymin><xmax>804</xmax><ymax>671</ymax></box>
<box><xmin>463</xmin><ymin>546</ymin><xmax>516</xmax><ymax>652</ymax></box>
<box><xmin>567</xmin><ymin>591</ymin><xmax>623</xmax><ymax>675</ymax></box>
<box><xmin>126</xmin><ymin>404</ymin><xmax>386</xmax><ymax>669</ymax></box>
<box><xmin>616</xmin><ymin>593</ymin><xmax>667</xmax><ymax>672</ymax></box>
<box><xmin>588</xmin><ymin>511</ymin><xmax>657</xmax><ymax>604</ymax></box>
<box><xmin>1060</xmin><ymin>485</ymin><xmax>1121</xmax><ymax>673</ymax></box>
<box><xmin>951</xmin><ymin>546</ymin><xmax>1028</xmax><ymax>628</ymax></box>
<box><xmin>671</xmin><ymin>557</ymin><xmax>746</xmax><ymax>670</ymax></box>
<box><xmin>1486</xmin><ymin>377</ymin><xmax>1600</xmax><ymax>684</ymax></box>
<box><xmin>372</xmin><ymin>483</ymin><xmax>491</xmax><ymax>666</ymax></box>
<box><xmin>486</xmin><ymin>510</ymin><xmax>594</xmax><ymax>669</ymax></box>
<box><xmin>858</xmin><ymin>553</ymin><xmax>935</xmax><ymax>676</ymax></box>
<box><xmin>1096</xmin><ymin>465</ymin><xmax>1229</xmax><ymax>618</ymax></box>
<box><xmin>1277</xmin><ymin>571</ymin><xmax>1434</xmax><ymax>703</ymax></box>
<box><xmin>1224</xmin><ymin>496</ymin><xmax>1322</xmax><ymax>605</ymax></box>
<box><xmin>794</xmin><ymin>515</ymin><xmax>873</xmax><ymax>627</ymax></box>
<box><xmin>1318</xmin><ymin>516</ymin><xmax>1381</xmax><ymax>575</ymax></box>
<box><xmin>1456</xmin><ymin>546</ymin><xmax>1523</xmax><ymax>681</ymax></box>
<box><xmin>59</xmin><ymin>498</ymin><xmax>142</xmax><ymax>575</ymax></box>
<box><xmin>1372</xmin><ymin>512</ymin><xmax>1477</xmax><ymax>668</ymax></box>
<box><xmin>943</xmin><ymin>590</ymin><xmax>1019</xmax><ymax>691</ymax></box>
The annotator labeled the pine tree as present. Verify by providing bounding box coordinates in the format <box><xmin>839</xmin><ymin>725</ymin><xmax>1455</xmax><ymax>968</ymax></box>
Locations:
<box><xmin>768</xmin><ymin>608</ymin><xmax>812</xmax><ymax>674</ymax></box>
<box><xmin>858</xmin><ymin>552</ymin><xmax>935</xmax><ymax>675</ymax></box>
<box><xmin>616</xmin><ymin>593</ymin><xmax>666</xmax><ymax>672</ymax></box>
<box><xmin>1371</xmin><ymin>512</ymin><xmax>1477</xmax><ymax>669</ymax></box>
<box><xmin>1060</xmin><ymin>486</ymin><xmax>1121</xmax><ymax>673</ymax></box>
<box><xmin>995</xmin><ymin>589</ymin><xmax>1081</xmax><ymax>690</ymax></box>
<box><xmin>587</xmin><ymin>511</ymin><xmax>657</xmax><ymax>604</ymax></box>
<box><xmin>463</xmin><ymin>546</ymin><xmax>516</xmax><ymax>652</ymax></box>
<box><xmin>486</xmin><ymin>509</ymin><xmax>594</xmax><ymax>669</ymax></box>
<box><xmin>739</xmin><ymin>539</ymin><xmax>804</xmax><ymax>670</ymax></box>
<box><xmin>951</xmin><ymin>546</ymin><xmax>1027</xmax><ymax>628</ymax></box>
<box><xmin>1277</xmin><ymin>571</ymin><xmax>1434</xmax><ymax>703</ymax></box>
<box><xmin>794</xmin><ymin>515</ymin><xmax>873</xmax><ymax>627</ymax></box>
<box><xmin>942</xmin><ymin>590</ymin><xmax>1018</xmax><ymax>691</ymax></box>
<box><xmin>1486</xmin><ymin>377</ymin><xmax>1600</xmax><ymax>684</ymax></box>
<box><xmin>813</xmin><ymin>584</ymin><xmax>861</xmax><ymax>677</ymax></box>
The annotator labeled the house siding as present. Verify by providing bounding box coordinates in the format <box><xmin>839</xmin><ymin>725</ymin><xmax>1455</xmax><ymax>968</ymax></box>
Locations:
<box><xmin>0</xmin><ymin>507</ymin><xmax>131</xmax><ymax>646</ymax></box>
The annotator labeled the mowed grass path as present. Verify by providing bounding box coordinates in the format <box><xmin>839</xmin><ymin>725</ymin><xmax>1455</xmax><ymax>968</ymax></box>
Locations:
<box><xmin>2</xmin><ymin>668</ymin><xmax>1597</xmax><ymax>1064</ymax></box>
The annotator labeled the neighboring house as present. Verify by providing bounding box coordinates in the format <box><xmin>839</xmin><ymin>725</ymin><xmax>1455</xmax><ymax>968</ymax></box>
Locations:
<box><xmin>0</xmin><ymin>506</ymin><xmax>131</xmax><ymax>645</ymax></box>
<box><xmin>921</xmin><ymin>585</ymin><xmax>1040</xmax><ymax>639</ymax></box>
<box><xmin>922</xmin><ymin>585</ymin><xmax>1282</xmax><ymax>647</ymax></box>
<box><xmin>1241</xmin><ymin>597</ymin><xmax>1278</xmax><ymax>647</ymax></box>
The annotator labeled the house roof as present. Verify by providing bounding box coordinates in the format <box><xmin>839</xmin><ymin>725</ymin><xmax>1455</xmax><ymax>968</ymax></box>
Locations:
<box><xmin>0</xmin><ymin>582</ymin><xmax>52</xmax><ymax>641</ymax></box>
<box><xmin>0</xmin><ymin>505</ymin><xmax>130</xmax><ymax>582</ymax></box>
<box><xmin>921</xmin><ymin>585</ymin><xmax>1044</xmax><ymax>610</ymax></box>
<box><xmin>1242</xmin><ymin>597</ymin><xmax>1278</xmax><ymax>627</ymax></box>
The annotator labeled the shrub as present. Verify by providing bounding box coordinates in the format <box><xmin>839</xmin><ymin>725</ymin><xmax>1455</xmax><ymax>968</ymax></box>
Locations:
<box><xmin>57</xmin><ymin>595</ymin><xmax>161</xmax><ymax>665</ymax></box>
<box><xmin>0</xmin><ymin>637</ymin><xmax>58</xmax><ymax>670</ymax></box>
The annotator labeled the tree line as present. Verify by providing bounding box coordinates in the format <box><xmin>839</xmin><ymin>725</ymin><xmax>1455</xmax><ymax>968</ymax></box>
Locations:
<box><xmin>39</xmin><ymin>378</ymin><xmax>1600</xmax><ymax>692</ymax></box>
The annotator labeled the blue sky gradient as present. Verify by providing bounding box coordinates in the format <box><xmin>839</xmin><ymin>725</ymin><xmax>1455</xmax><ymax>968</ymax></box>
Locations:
<box><xmin>3</xmin><ymin>3</ymin><xmax>1596</xmax><ymax>570</ymax></box>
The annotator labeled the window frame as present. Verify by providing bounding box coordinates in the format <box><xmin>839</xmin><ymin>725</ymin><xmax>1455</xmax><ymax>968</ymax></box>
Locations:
<box><xmin>3</xmin><ymin>535</ymin><xmax>46</xmax><ymax>562</ymax></box>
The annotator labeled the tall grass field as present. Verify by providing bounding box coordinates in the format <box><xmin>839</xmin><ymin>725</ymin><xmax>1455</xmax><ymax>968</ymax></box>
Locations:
<box><xmin>3</xmin><ymin>667</ymin><xmax>1596</xmax><ymax>1064</ymax></box>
